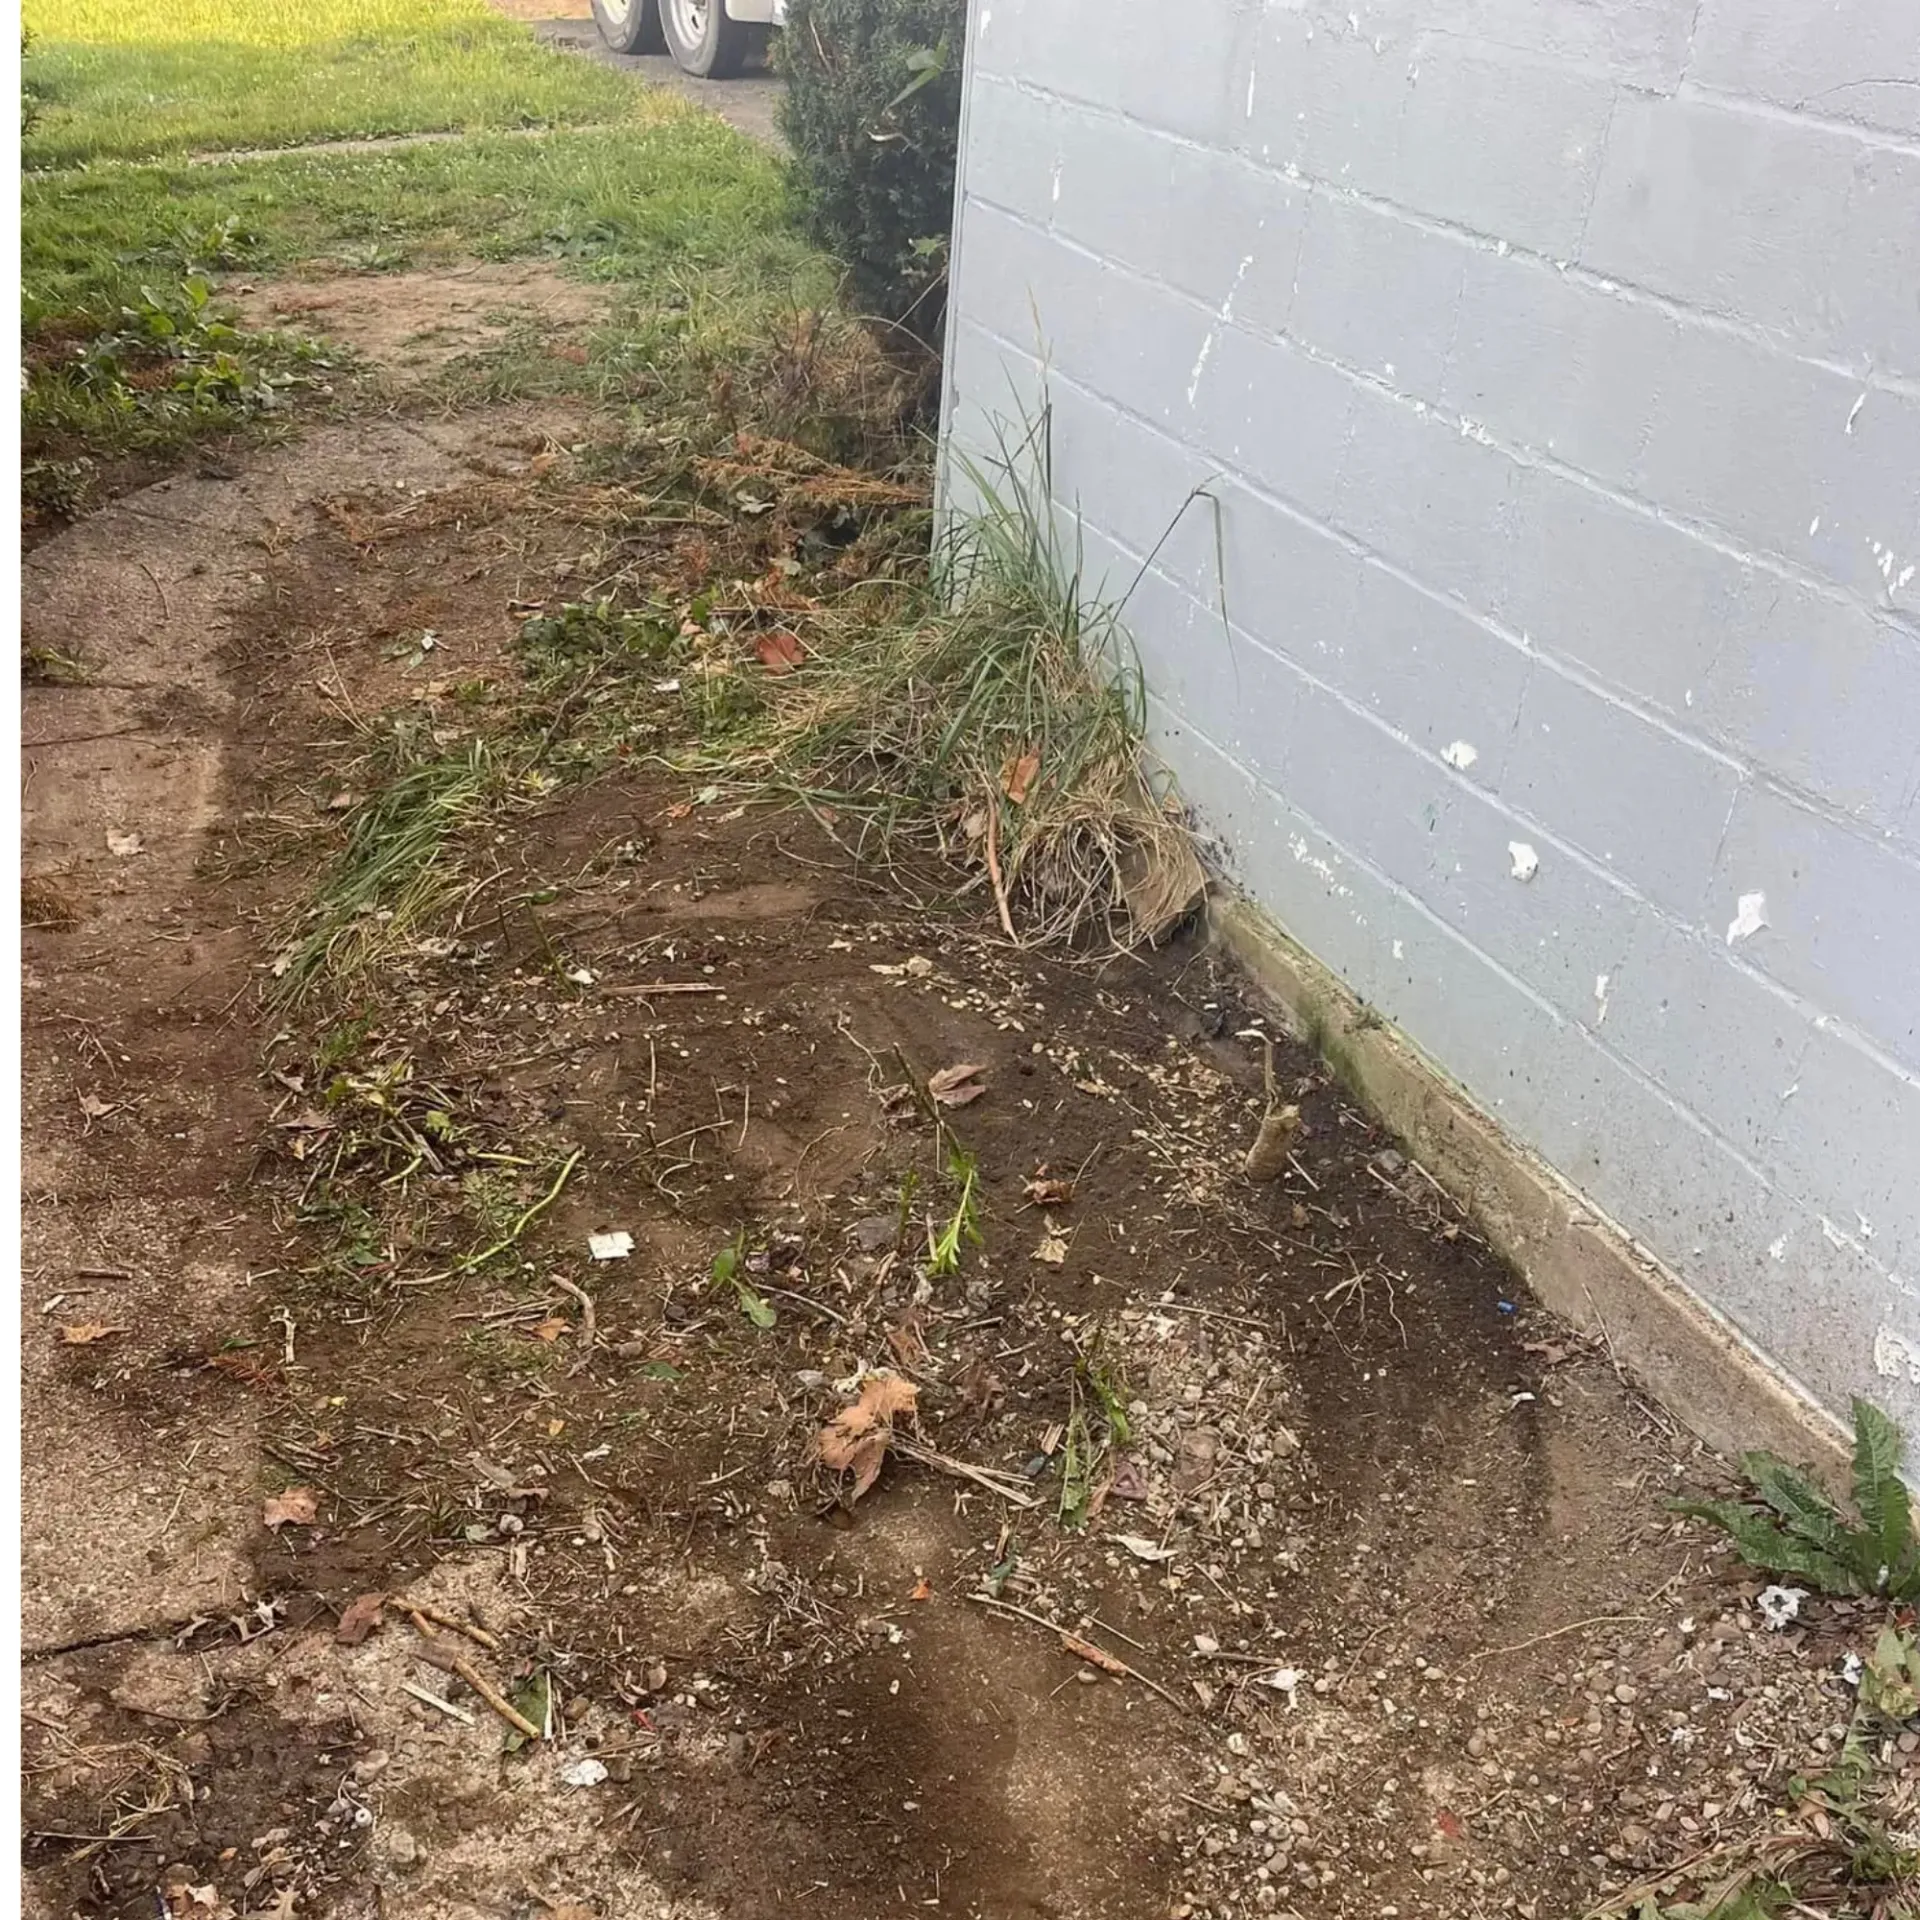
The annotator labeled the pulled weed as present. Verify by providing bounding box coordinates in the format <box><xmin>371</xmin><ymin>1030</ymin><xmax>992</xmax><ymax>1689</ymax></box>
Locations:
<box><xmin>702</xmin><ymin>417</ymin><xmax>1199</xmax><ymax>947</ymax></box>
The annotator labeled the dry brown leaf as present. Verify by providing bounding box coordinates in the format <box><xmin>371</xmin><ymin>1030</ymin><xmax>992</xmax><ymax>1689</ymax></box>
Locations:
<box><xmin>1003</xmin><ymin>748</ymin><xmax>1041</xmax><ymax>805</ymax></box>
<box><xmin>59</xmin><ymin>1321</ymin><xmax>128</xmax><ymax>1346</ymax></box>
<box><xmin>1060</xmin><ymin>1631</ymin><xmax>1128</xmax><ymax>1678</ymax></box>
<box><xmin>262</xmin><ymin>1487</ymin><xmax>320</xmax><ymax>1530</ymax></box>
<box><xmin>335</xmin><ymin>1592</ymin><xmax>386</xmax><ymax>1646</ymax></box>
<box><xmin>815</xmin><ymin>1371</ymin><xmax>918</xmax><ymax>1504</ymax></box>
<box><xmin>754</xmin><ymin>630</ymin><xmax>806</xmax><ymax>674</ymax></box>
<box><xmin>1522</xmin><ymin>1339</ymin><xmax>1575</xmax><ymax>1367</ymax></box>
<box><xmin>909</xmin><ymin>1578</ymin><xmax>933</xmax><ymax>1601</ymax></box>
<box><xmin>1023</xmin><ymin>1170</ymin><xmax>1075</xmax><ymax>1206</ymax></box>
<box><xmin>77</xmin><ymin>1091</ymin><xmax>117</xmax><ymax>1118</ymax></box>
<box><xmin>1031</xmin><ymin>1227</ymin><xmax>1069</xmax><ymax>1266</ymax></box>
<box><xmin>530</xmin><ymin>1317</ymin><xmax>570</xmax><ymax>1342</ymax></box>
<box><xmin>927</xmin><ymin>1062</ymin><xmax>986</xmax><ymax>1107</ymax></box>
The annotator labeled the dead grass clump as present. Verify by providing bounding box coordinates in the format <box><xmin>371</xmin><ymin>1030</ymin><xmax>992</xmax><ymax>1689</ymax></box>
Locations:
<box><xmin>711</xmin><ymin>426</ymin><xmax>1203</xmax><ymax>948</ymax></box>
<box><xmin>23</xmin><ymin>873</ymin><xmax>83</xmax><ymax>929</ymax></box>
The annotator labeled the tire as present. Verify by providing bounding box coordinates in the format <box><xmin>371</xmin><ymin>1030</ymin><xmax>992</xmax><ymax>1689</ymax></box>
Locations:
<box><xmin>590</xmin><ymin>0</ymin><xmax>665</xmax><ymax>56</ymax></box>
<box><xmin>658</xmin><ymin>0</ymin><xmax>763</xmax><ymax>77</ymax></box>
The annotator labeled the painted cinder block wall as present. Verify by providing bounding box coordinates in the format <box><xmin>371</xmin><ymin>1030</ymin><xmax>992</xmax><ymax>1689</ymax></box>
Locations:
<box><xmin>938</xmin><ymin>0</ymin><xmax>1920</xmax><ymax>1434</ymax></box>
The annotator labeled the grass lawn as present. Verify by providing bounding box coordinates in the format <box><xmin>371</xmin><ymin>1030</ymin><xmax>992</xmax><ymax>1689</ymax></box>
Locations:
<box><xmin>21</xmin><ymin>0</ymin><xmax>855</xmax><ymax>520</ymax></box>
<box><xmin>22</xmin><ymin>0</ymin><xmax>635</xmax><ymax>164</ymax></box>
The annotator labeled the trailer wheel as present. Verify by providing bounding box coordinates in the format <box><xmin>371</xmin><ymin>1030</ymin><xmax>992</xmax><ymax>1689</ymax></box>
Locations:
<box><xmin>589</xmin><ymin>0</ymin><xmax>665</xmax><ymax>55</ymax></box>
<box><xmin>660</xmin><ymin>0</ymin><xmax>763</xmax><ymax>77</ymax></box>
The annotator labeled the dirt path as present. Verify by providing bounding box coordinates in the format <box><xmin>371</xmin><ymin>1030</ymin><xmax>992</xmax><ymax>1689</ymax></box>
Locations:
<box><xmin>19</xmin><ymin>272</ymin><xmax>1893</xmax><ymax>1920</ymax></box>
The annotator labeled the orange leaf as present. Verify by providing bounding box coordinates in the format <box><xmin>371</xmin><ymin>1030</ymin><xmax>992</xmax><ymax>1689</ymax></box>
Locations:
<box><xmin>1023</xmin><ymin>1170</ymin><xmax>1075</xmax><ymax>1206</ymax></box>
<box><xmin>335</xmin><ymin>1592</ymin><xmax>386</xmax><ymax>1646</ymax></box>
<box><xmin>530</xmin><ymin>1317</ymin><xmax>570</xmax><ymax>1342</ymax></box>
<box><xmin>263</xmin><ymin>1487</ymin><xmax>320</xmax><ymax>1530</ymax></box>
<box><xmin>59</xmin><ymin>1322</ymin><xmax>127</xmax><ymax>1346</ymax></box>
<box><xmin>815</xmin><ymin>1371</ymin><xmax>918</xmax><ymax>1504</ymax></box>
<box><xmin>909</xmin><ymin>1578</ymin><xmax>933</xmax><ymax>1602</ymax></box>
<box><xmin>1003</xmin><ymin>748</ymin><xmax>1041</xmax><ymax>805</ymax></box>
<box><xmin>754</xmin><ymin>630</ymin><xmax>806</xmax><ymax>675</ymax></box>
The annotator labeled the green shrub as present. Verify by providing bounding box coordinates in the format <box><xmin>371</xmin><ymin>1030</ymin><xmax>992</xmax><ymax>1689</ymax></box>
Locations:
<box><xmin>777</xmin><ymin>0</ymin><xmax>965</xmax><ymax>349</ymax></box>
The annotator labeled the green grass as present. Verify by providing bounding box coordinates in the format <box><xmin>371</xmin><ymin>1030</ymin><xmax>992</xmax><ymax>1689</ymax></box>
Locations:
<box><xmin>22</xmin><ymin>0</ymin><xmax>635</xmax><ymax>165</ymax></box>
<box><xmin>21</xmin><ymin>1</ymin><xmax>850</xmax><ymax>514</ymax></box>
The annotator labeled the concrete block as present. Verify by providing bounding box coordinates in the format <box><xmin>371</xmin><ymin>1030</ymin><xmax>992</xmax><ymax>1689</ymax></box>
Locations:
<box><xmin>1234</xmin><ymin>11</ymin><xmax>1412</xmax><ymax>198</ymax></box>
<box><xmin>1442</xmin><ymin>251</ymin><xmax>1677</xmax><ymax>481</ymax></box>
<box><xmin>958</xmin><ymin>74</ymin><xmax>1063</xmax><ymax>227</ymax></box>
<box><xmin>1583</xmin><ymin>90</ymin><xmax>1920</xmax><ymax>381</ymax></box>
<box><xmin>1500</xmin><ymin>662</ymin><xmax>1744</xmax><ymax>919</ymax></box>
<box><xmin>1600</xmin><ymin>915</ymin><xmax>1817</xmax><ymax>1160</ymax></box>
<box><xmin>1190</xmin><ymin>323</ymin><xmax>1358</xmax><ymax>525</ymax></box>
<box><xmin>1287</xmin><ymin>190</ymin><xmax>1468</xmax><ymax>396</ymax></box>
<box><xmin>1334</xmin><ymin>561</ymin><xmax>1532</xmax><ymax>784</ymax></box>
<box><xmin>1331</xmin><ymin>380</ymin><xmax>1523</xmax><ymax>610</ymax></box>
<box><xmin>1049</xmin><ymin>112</ymin><xmax>1309</xmax><ymax>324</ymax></box>
<box><xmin>1421</xmin><ymin>777</ymin><xmax>1646</xmax><ymax>1027</ymax></box>
<box><xmin>1392</xmin><ymin>42</ymin><xmax>1616</xmax><ymax>255</ymax></box>
<box><xmin>1503</xmin><ymin>463</ymin><xmax>1740</xmax><ymax>720</ymax></box>
<box><xmin>1690</xmin><ymin>1</ymin><xmax>1920</xmax><ymax>139</ymax></box>
<box><xmin>1711</xmin><ymin>784</ymin><xmax>1920</xmax><ymax>1071</ymax></box>
<box><xmin>1701</xmin><ymin>586</ymin><xmax>1920</xmax><ymax>837</ymax></box>
<box><xmin>1769</xmin><ymin>1025</ymin><xmax>1920</xmax><ymax>1279</ymax></box>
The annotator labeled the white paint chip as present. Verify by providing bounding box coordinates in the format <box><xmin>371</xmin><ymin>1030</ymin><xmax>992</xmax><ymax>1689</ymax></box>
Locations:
<box><xmin>1725</xmin><ymin>891</ymin><xmax>1767</xmax><ymax>945</ymax></box>
<box><xmin>1593</xmin><ymin>973</ymin><xmax>1610</xmax><ymax>1023</ymax></box>
<box><xmin>1391</xmin><ymin>939</ymin><xmax>1404</xmax><ymax>961</ymax></box>
<box><xmin>1874</xmin><ymin>1326</ymin><xmax>1920</xmax><ymax>1385</ymax></box>
<box><xmin>1441</xmin><ymin>740</ymin><xmax>1478</xmax><ymax>770</ymax></box>
<box><xmin>1808</xmin><ymin>515</ymin><xmax>1822</xmax><ymax>537</ymax></box>
<box><xmin>1768</xmin><ymin>1237</ymin><xmax>1787</xmax><ymax>1260</ymax></box>
<box><xmin>1845</xmin><ymin>393</ymin><xmax>1866</xmax><ymax>433</ymax></box>
<box><xmin>1507</xmin><ymin>842</ymin><xmax>1539</xmax><ymax>882</ymax></box>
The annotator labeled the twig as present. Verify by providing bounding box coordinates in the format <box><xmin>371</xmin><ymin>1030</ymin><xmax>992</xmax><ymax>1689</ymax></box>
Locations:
<box><xmin>450</xmin><ymin>1654</ymin><xmax>542</xmax><ymax>1739</ymax></box>
<box><xmin>551</xmin><ymin>1274</ymin><xmax>596</xmax><ymax>1369</ymax></box>
<box><xmin>407</xmin><ymin>1602</ymin><xmax>501</xmax><ymax>1653</ymax></box>
<box><xmin>983</xmin><ymin>787</ymin><xmax>1016</xmax><ymax>941</ymax></box>
<box><xmin>401</xmin><ymin>1680</ymin><xmax>475</xmax><ymax>1726</ymax></box>
<box><xmin>603</xmin><ymin>981</ymin><xmax>724</xmax><ymax>997</ymax></box>
<box><xmin>969</xmin><ymin>1593</ymin><xmax>1186</xmax><ymax>1710</ymax></box>
<box><xmin>1466</xmin><ymin>1612</ymin><xmax>1649</xmax><ymax>1666</ymax></box>
<box><xmin>895</xmin><ymin>1437</ymin><xmax>1039</xmax><ymax>1508</ymax></box>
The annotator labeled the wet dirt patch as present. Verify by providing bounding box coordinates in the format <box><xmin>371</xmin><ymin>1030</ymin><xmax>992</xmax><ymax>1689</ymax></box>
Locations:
<box><xmin>234</xmin><ymin>264</ymin><xmax>604</xmax><ymax>376</ymax></box>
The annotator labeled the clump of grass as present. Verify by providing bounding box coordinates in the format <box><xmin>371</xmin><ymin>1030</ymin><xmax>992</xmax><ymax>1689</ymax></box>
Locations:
<box><xmin>276</xmin><ymin>727</ymin><xmax>499</xmax><ymax>998</ymax></box>
<box><xmin>710</xmin><ymin>416</ymin><xmax>1198</xmax><ymax>947</ymax></box>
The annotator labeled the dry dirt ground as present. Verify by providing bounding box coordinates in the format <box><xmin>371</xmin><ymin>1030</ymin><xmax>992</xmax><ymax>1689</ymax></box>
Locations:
<box><xmin>19</xmin><ymin>271</ymin><xmax>1912</xmax><ymax>1920</ymax></box>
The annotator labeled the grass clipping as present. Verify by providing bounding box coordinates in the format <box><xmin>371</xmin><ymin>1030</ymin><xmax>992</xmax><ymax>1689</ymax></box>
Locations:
<box><xmin>727</xmin><ymin>437</ymin><xmax>1204</xmax><ymax>947</ymax></box>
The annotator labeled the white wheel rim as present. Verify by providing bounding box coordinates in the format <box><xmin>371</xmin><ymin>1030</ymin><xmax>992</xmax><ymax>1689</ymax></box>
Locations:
<box><xmin>668</xmin><ymin>0</ymin><xmax>710</xmax><ymax>43</ymax></box>
<box><xmin>602</xmin><ymin>0</ymin><xmax>632</xmax><ymax>22</ymax></box>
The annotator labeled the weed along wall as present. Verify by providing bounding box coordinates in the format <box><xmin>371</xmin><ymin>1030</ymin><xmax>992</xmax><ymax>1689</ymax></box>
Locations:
<box><xmin>937</xmin><ymin>2</ymin><xmax>1920</xmax><ymax>1444</ymax></box>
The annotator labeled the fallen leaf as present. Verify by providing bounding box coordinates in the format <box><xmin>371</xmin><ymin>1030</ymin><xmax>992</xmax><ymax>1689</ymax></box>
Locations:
<box><xmin>530</xmin><ymin>1317</ymin><xmax>570</xmax><ymax>1342</ymax></box>
<box><xmin>105</xmin><ymin>829</ymin><xmax>144</xmax><ymax>857</ymax></box>
<box><xmin>1108</xmin><ymin>1452</ymin><xmax>1150</xmax><ymax>1502</ymax></box>
<box><xmin>1023</xmin><ymin>1169</ymin><xmax>1075</xmax><ymax>1206</ymax></box>
<box><xmin>59</xmin><ymin>1322</ymin><xmax>127</xmax><ymax>1346</ymax></box>
<box><xmin>547</xmin><ymin>1418</ymin><xmax>566</xmax><ymax>1437</ymax></box>
<box><xmin>885</xmin><ymin>1311</ymin><xmax>929</xmax><ymax>1369</ymax></box>
<box><xmin>754</xmin><ymin>630</ymin><xmax>805</xmax><ymax>674</ymax></box>
<box><xmin>1111</xmin><ymin>1533</ymin><xmax>1177</xmax><ymax>1563</ymax></box>
<box><xmin>927</xmin><ymin>1061</ymin><xmax>986</xmax><ymax>1107</ymax></box>
<box><xmin>1060</xmin><ymin>1631</ymin><xmax>1128</xmax><ymax>1678</ymax></box>
<box><xmin>1003</xmin><ymin>748</ymin><xmax>1041</xmax><ymax>805</ymax></box>
<box><xmin>262</xmin><ymin>1487</ymin><xmax>320</xmax><ymax>1529</ymax></box>
<box><xmin>909</xmin><ymin>1577</ymin><xmax>933</xmax><ymax>1601</ymax></box>
<box><xmin>815</xmin><ymin>1370</ymin><xmax>918</xmax><ymax>1504</ymax></box>
<box><xmin>77</xmin><ymin>1092</ymin><xmax>117</xmax><ymax>1119</ymax></box>
<box><xmin>1031</xmin><ymin>1227</ymin><xmax>1069</xmax><ymax>1266</ymax></box>
<box><xmin>1522</xmin><ymin>1339</ymin><xmax>1575</xmax><ymax>1367</ymax></box>
<box><xmin>1434</xmin><ymin>1807</ymin><xmax>1466</xmax><ymax>1841</ymax></box>
<box><xmin>334</xmin><ymin>1592</ymin><xmax>385</xmax><ymax>1646</ymax></box>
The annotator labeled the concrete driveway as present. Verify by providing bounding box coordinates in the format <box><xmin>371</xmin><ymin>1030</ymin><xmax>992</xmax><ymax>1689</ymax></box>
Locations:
<box><xmin>499</xmin><ymin>0</ymin><xmax>785</xmax><ymax>148</ymax></box>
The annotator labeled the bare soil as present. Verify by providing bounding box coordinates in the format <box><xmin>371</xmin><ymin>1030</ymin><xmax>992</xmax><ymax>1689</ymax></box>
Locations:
<box><xmin>21</xmin><ymin>270</ymin><xmax>1905</xmax><ymax>1920</ymax></box>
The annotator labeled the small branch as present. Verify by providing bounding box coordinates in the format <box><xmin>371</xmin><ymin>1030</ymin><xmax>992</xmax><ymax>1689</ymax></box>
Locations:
<box><xmin>445</xmin><ymin>1149</ymin><xmax>582</xmax><ymax>1278</ymax></box>
<box><xmin>450</xmin><ymin>1654</ymin><xmax>542</xmax><ymax>1739</ymax></box>
<box><xmin>407</xmin><ymin>1602</ymin><xmax>501</xmax><ymax>1653</ymax></box>
<box><xmin>400</xmin><ymin>1680</ymin><xmax>475</xmax><ymax>1726</ymax></box>
<box><xmin>603</xmin><ymin>981</ymin><xmax>724</xmax><ymax>997</ymax></box>
<box><xmin>1466</xmin><ymin>1612</ymin><xmax>1648</xmax><ymax>1666</ymax></box>
<box><xmin>983</xmin><ymin>788</ymin><xmax>1016</xmax><ymax>941</ymax></box>
<box><xmin>551</xmin><ymin>1274</ymin><xmax>596</xmax><ymax>1370</ymax></box>
<box><xmin>969</xmin><ymin>1592</ymin><xmax>1186</xmax><ymax>1711</ymax></box>
<box><xmin>895</xmin><ymin>1437</ymin><xmax>1039</xmax><ymax>1508</ymax></box>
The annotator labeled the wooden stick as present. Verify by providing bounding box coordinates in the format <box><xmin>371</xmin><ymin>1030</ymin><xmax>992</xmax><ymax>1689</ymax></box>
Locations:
<box><xmin>407</xmin><ymin>1602</ymin><xmax>501</xmax><ymax>1653</ymax></box>
<box><xmin>1465</xmin><ymin>1612</ymin><xmax>1648</xmax><ymax>1666</ymax></box>
<box><xmin>983</xmin><ymin>790</ymin><xmax>1017</xmax><ymax>942</ymax></box>
<box><xmin>969</xmin><ymin>1593</ymin><xmax>1186</xmax><ymax>1712</ymax></box>
<box><xmin>401</xmin><ymin>1680</ymin><xmax>475</xmax><ymax>1726</ymax></box>
<box><xmin>895</xmin><ymin>1437</ymin><xmax>1039</xmax><ymax>1508</ymax></box>
<box><xmin>551</xmin><ymin>1275</ymin><xmax>596</xmax><ymax>1369</ymax></box>
<box><xmin>603</xmin><ymin>981</ymin><xmax>724</xmax><ymax>997</ymax></box>
<box><xmin>450</xmin><ymin>1655</ymin><xmax>542</xmax><ymax>1739</ymax></box>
